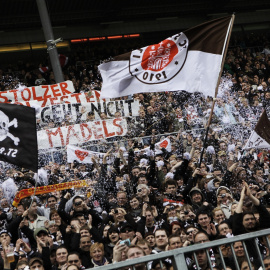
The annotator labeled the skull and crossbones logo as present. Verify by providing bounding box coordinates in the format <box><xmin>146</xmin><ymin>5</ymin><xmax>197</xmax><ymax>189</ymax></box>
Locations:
<box><xmin>0</xmin><ymin>110</ymin><xmax>20</xmax><ymax>146</ymax></box>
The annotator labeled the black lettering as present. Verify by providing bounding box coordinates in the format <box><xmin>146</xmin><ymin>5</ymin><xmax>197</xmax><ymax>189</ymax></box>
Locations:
<box><xmin>106</xmin><ymin>101</ymin><xmax>115</xmax><ymax>117</ymax></box>
<box><xmin>71</xmin><ymin>103</ymin><xmax>81</xmax><ymax>121</ymax></box>
<box><xmin>52</xmin><ymin>105</ymin><xmax>61</xmax><ymax>122</ymax></box>
<box><xmin>102</xmin><ymin>101</ymin><xmax>107</xmax><ymax>115</ymax></box>
<box><xmin>255</xmin><ymin>139</ymin><xmax>263</xmax><ymax>147</ymax></box>
<box><xmin>179</xmin><ymin>40</ymin><xmax>187</xmax><ymax>47</ymax></box>
<box><xmin>41</xmin><ymin>107</ymin><xmax>50</xmax><ymax>122</ymax></box>
<box><xmin>173</xmin><ymin>33</ymin><xmax>182</xmax><ymax>40</ymax></box>
<box><xmin>119</xmin><ymin>101</ymin><xmax>124</xmax><ymax>116</ymax></box>
<box><xmin>63</xmin><ymin>104</ymin><xmax>72</xmax><ymax>116</ymax></box>
<box><xmin>125</xmin><ymin>100</ymin><xmax>134</xmax><ymax>116</ymax></box>
<box><xmin>162</xmin><ymin>71</ymin><xmax>167</xmax><ymax>79</ymax></box>
<box><xmin>91</xmin><ymin>102</ymin><xmax>101</xmax><ymax>117</ymax></box>
<box><xmin>115</xmin><ymin>101</ymin><xmax>124</xmax><ymax>116</ymax></box>
<box><xmin>72</xmin><ymin>103</ymin><xmax>81</xmax><ymax>114</ymax></box>
<box><xmin>143</xmin><ymin>72</ymin><xmax>148</xmax><ymax>80</ymax></box>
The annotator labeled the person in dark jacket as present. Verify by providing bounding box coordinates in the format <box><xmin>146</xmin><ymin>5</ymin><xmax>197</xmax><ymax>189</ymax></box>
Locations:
<box><xmin>58</xmin><ymin>193</ymin><xmax>102</xmax><ymax>228</ymax></box>
<box><xmin>233</xmin><ymin>181</ymin><xmax>270</xmax><ymax>268</ymax></box>
<box><xmin>104</xmin><ymin>226</ymin><xmax>120</xmax><ymax>262</ymax></box>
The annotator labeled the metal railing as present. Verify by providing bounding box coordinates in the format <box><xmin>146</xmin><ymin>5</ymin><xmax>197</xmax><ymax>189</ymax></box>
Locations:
<box><xmin>90</xmin><ymin>228</ymin><xmax>270</xmax><ymax>270</ymax></box>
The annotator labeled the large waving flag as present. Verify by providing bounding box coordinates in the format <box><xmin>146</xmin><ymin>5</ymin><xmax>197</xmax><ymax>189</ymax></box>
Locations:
<box><xmin>99</xmin><ymin>16</ymin><xmax>233</xmax><ymax>98</ymax></box>
<box><xmin>0</xmin><ymin>103</ymin><xmax>38</xmax><ymax>171</ymax></box>
<box><xmin>243</xmin><ymin>111</ymin><xmax>270</xmax><ymax>150</ymax></box>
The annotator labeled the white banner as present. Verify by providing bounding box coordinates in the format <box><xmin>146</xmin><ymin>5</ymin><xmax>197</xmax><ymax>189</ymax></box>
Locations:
<box><xmin>67</xmin><ymin>145</ymin><xmax>105</xmax><ymax>163</ymax></box>
<box><xmin>11</xmin><ymin>91</ymin><xmax>104</xmax><ymax>108</ymax></box>
<box><xmin>0</xmin><ymin>81</ymin><xmax>75</xmax><ymax>103</ymax></box>
<box><xmin>38</xmin><ymin>100</ymin><xmax>140</xmax><ymax>124</ymax></box>
<box><xmin>243</xmin><ymin>131</ymin><xmax>270</xmax><ymax>150</ymax></box>
<box><xmin>37</xmin><ymin>118</ymin><xmax>127</xmax><ymax>149</ymax></box>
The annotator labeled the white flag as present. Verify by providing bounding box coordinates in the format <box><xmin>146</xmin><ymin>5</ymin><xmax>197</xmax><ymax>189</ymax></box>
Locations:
<box><xmin>139</xmin><ymin>137</ymin><xmax>172</xmax><ymax>156</ymax></box>
<box><xmin>243</xmin><ymin>111</ymin><xmax>270</xmax><ymax>149</ymax></box>
<box><xmin>67</xmin><ymin>145</ymin><xmax>103</xmax><ymax>163</ymax></box>
<box><xmin>99</xmin><ymin>16</ymin><xmax>233</xmax><ymax>98</ymax></box>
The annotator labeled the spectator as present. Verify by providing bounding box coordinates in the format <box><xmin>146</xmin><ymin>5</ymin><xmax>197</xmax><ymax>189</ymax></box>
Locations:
<box><xmin>23</xmin><ymin>199</ymin><xmax>48</xmax><ymax>231</ymax></box>
<box><xmin>153</xmin><ymin>229</ymin><xmax>168</xmax><ymax>252</ymax></box>
<box><xmin>29</xmin><ymin>257</ymin><xmax>45</xmax><ymax>270</ymax></box>
<box><xmin>168</xmin><ymin>234</ymin><xmax>182</xmax><ymax>250</ymax></box>
<box><xmin>67</xmin><ymin>252</ymin><xmax>83</xmax><ymax>269</ymax></box>
<box><xmin>89</xmin><ymin>242</ymin><xmax>109</xmax><ymax>266</ymax></box>
<box><xmin>217</xmin><ymin>221</ymin><xmax>233</xmax><ymax>237</ymax></box>
<box><xmin>264</xmin><ymin>256</ymin><xmax>270</xmax><ymax>270</ymax></box>
<box><xmin>54</xmin><ymin>246</ymin><xmax>68</xmax><ymax>270</ymax></box>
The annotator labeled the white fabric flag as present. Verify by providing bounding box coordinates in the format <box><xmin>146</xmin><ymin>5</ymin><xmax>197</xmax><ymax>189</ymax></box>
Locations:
<box><xmin>243</xmin><ymin>110</ymin><xmax>270</xmax><ymax>149</ymax></box>
<box><xmin>138</xmin><ymin>137</ymin><xmax>172</xmax><ymax>156</ymax></box>
<box><xmin>99</xmin><ymin>16</ymin><xmax>233</xmax><ymax>98</ymax></box>
<box><xmin>67</xmin><ymin>145</ymin><xmax>103</xmax><ymax>163</ymax></box>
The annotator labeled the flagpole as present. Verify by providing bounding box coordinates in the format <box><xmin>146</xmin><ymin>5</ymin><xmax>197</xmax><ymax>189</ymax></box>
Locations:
<box><xmin>198</xmin><ymin>14</ymin><xmax>235</xmax><ymax>167</ymax></box>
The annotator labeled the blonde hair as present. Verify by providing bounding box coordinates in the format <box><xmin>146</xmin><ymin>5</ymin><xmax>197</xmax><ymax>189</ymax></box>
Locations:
<box><xmin>90</xmin><ymin>243</ymin><xmax>104</xmax><ymax>257</ymax></box>
<box><xmin>212</xmin><ymin>207</ymin><xmax>224</xmax><ymax>217</ymax></box>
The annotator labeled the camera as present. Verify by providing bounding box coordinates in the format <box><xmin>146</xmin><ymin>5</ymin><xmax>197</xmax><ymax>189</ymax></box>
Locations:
<box><xmin>74</xmin><ymin>201</ymin><xmax>82</xmax><ymax>206</ymax></box>
<box><xmin>137</xmin><ymin>189</ymin><xmax>142</xmax><ymax>193</ymax></box>
<box><xmin>49</xmin><ymin>220</ymin><xmax>55</xmax><ymax>226</ymax></box>
<box><xmin>114</xmin><ymin>209</ymin><xmax>118</xmax><ymax>214</ymax></box>
<box><xmin>170</xmin><ymin>205</ymin><xmax>175</xmax><ymax>210</ymax></box>
<box><xmin>71</xmin><ymin>225</ymin><xmax>75</xmax><ymax>229</ymax></box>
<box><xmin>120</xmin><ymin>239</ymin><xmax>131</xmax><ymax>246</ymax></box>
<box><xmin>184</xmin><ymin>210</ymin><xmax>189</xmax><ymax>215</ymax></box>
<box><xmin>221</xmin><ymin>194</ymin><xmax>226</xmax><ymax>198</ymax></box>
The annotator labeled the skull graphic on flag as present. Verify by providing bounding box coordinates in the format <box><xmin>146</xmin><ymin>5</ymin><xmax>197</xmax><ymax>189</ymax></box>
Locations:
<box><xmin>0</xmin><ymin>111</ymin><xmax>20</xmax><ymax>146</ymax></box>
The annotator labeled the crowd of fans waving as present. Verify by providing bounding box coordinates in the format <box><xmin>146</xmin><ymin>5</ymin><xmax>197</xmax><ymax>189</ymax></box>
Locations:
<box><xmin>0</xmin><ymin>34</ymin><xmax>269</xmax><ymax>270</ymax></box>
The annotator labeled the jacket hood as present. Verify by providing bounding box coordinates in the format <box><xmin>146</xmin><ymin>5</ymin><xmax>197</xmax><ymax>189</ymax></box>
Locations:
<box><xmin>189</xmin><ymin>187</ymin><xmax>205</xmax><ymax>204</ymax></box>
<box><xmin>216</xmin><ymin>186</ymin><xmax>233</xmax><ymax>197</ymax></box>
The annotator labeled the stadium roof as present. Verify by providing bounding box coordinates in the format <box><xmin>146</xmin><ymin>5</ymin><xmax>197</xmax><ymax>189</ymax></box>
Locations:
<box><xmin>1</xmin><ymin>0</ymin><xmax>270</xmax><ymax>30</ymax></box>
<box><xmin>0</xmin><ymin>0</ymin><xmax>269</xmax><ymax>45</ymax></box>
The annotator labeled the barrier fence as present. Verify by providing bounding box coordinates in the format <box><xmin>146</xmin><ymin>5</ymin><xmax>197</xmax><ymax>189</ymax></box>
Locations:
<box><xmin>90</xmin><ymin>228</ymin><xmax>270</xmax><ymax>270</ymax></box>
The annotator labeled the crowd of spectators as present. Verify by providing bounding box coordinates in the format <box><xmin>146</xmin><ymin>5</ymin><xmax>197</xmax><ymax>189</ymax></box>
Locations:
<box><xmin>0</xmin><ymin>34</ymin><xmax>269</xmax><ymax>270</ymax></box>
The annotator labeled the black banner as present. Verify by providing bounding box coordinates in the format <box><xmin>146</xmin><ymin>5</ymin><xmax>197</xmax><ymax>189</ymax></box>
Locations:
<box><xmin>0</xmin><ymin>103</ymin><xmax>38</xmax><ymax>171</ymax></box>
